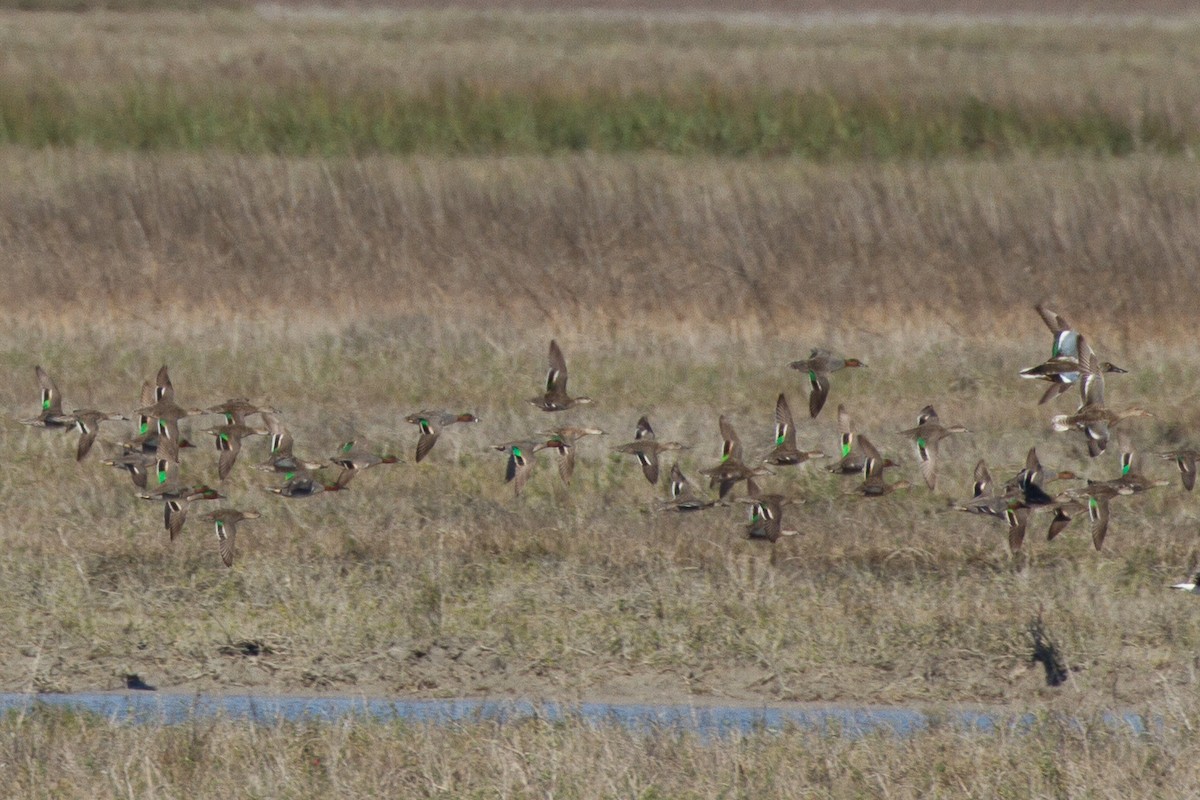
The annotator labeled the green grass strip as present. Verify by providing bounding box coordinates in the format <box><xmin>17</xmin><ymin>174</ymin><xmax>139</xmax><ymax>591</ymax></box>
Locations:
<box><xmin>0</xmin><ymin>80</ymin><xmax>1188</xmax><ymax>158</ymax></box>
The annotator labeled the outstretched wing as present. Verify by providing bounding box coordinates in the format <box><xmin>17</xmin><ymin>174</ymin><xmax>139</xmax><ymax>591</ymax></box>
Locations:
<box><xmin>35</xmin><ymin>366</ymin><xmax>64</xmax><ymax>417</ymax></box>
<box><xmin>807</xmin><ymin>369</ymin><xmax>830</xmax><ymax>418</ymax></box>
<box><xmin>546</xmin><ymin>340</ymin><xmax>568</xmax><ymax>394</ymax></box>
<box><xmin>774</xmin><ymin>394</ymin><xmax>796</xmax><ymax>449</ymax></box>
<box><xmin>718</xmin><ymin>415</ymin><xmax>742</xmax><ymax>463</ymax></box>
<box><xmin>215</xmin><ymin>519</ymin><xmax>236</xmax><ymax>567</ymax></box>
<box><xmin>1089</xmin><ymin>495</ymin><xmax>1111</xmax><ymax>551</ymax></box>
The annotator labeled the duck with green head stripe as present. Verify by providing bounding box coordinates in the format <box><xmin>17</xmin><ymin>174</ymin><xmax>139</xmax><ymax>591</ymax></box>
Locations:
<box><xmin>201</xmin><ymin>421</ymin><xmax>269</xmax><ymax>480</ymax></box>
<box><xmin>786</xmin><ymin>349</ymin><xmax>865</xmax><ymax>419</ymax></box>
<box><xmin>405</xmin><ymin>410</ymin><xmax>480</xmax><ymax>463</ymax></box>
<box><xmin>328</xmin><ymin>440</ymin><xmax>401</xmax><ymax>489</ymax></box>
<box><xmin>492</xmin><ymin>438</ymin><xmax>557</xmax><ymax>496</ymax></box>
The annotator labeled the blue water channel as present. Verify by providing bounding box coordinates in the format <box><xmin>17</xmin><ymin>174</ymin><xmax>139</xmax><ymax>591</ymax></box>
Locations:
<box><xmin>0</xmin><ymin>692</ymin><xmax>1156</xmax><ymax>739</ymax></box>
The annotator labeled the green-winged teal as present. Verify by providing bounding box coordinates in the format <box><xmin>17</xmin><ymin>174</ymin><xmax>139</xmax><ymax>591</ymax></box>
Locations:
<box><xmin>20</xmin><ymin>366</ymin><xmax>75</xmax><ymax>428</ymax></box>
<box><xmin>1159</xmin><ymin>449</ymin><xmax>1198</xmax><ymax>491</ymax></box>
<box><xmin>123</xmin><ymin>380</ymin><xmax>195</xmax><ymax>455</ymax></box>
<box><xmin>954</xmin><ymin>459</ymin><xmax>1018</xmax><ymax>520</ymax></box>
<box><xmin>954</xmin><ymin>459</ymin><xmax>1017</xmax><ymax>549</ymax></box>
<box><xmin>102</xmin><ymin>445</ymin><xmax>156</xmax><ymax>489</ymax></box>
<box><xmin>614</xmin><ymin>416</ymin><xmax>686</xmax><ymax>485</ymax></box>
<box><xmin>136</xmin><ymin>458</ymin><xmax>224</xmax><ymax>539</ymax></box>
<box><xmin>1046</xmin><ymin>482</ymin><xmax>1125</xmax><ymax>551</ymax></box>
<box><xmin>827</xmin><ymin>405</ymin><xmax>900</xmax><ymax>477</ymax></box>
<box><xmin>762</xmin><ymin>394</ymin><xmax>824</xmax><ymax>467</ymax></box>
<box><xmin>827</xmin><ymin>405</ymin><xmax>866</xmax><ymax>475</ymax></box>
<box><xmin>203</xmin><ymin>509</ymin><xmax>261</xmax><ymax>567</ymax></box>
<box><xmin>70</xmin><ymin>409</ymin><xmax>126</xmax><ymax>462</ymax></box>
<box><xmin>955</xmin><ymin>459</ymin><xmax>1002</xmax><ymax>516</ymax></box>
<box><xmin>254</xmin><ymin>413</ymin><xmax>323</xmax><ymax>474</ymax></box>
<box><xmin>135</xmin><ymin>393</ymin><xmax>203</xmax><ymax>458</ymax></box>
<box><xmin>201</xmin><ymin>421</ymin><xmax>268</xmax><ymax>480</ymax></box>
<box><xmin>740</xmin><ymin>492</ymin><xmax>798</xmax><ymax>543</ymax></box>
<box><xmin>539</xmin><ymin>426</ymin><xmax>605</xmax><ymax>486</ymax></box>
<box><xmin>787</xmin><ymin>349</ymin><xmax>865</xmax><ymax>418</ymax></box>
<box><xmin>854</xmin><ymin>436</ymin><xmax>908</xmax><ymax>497</ymax></box>
<box><xmin>151</xmin><ymin>365</ymin><xmax>174</xmax><ymax>403</ymax></box>
<box><xmin>528</xmin><ymin>340</ymin><xmax>592</xmax><ymax>412</ymax></box>
<box><xmin>741</xmin><ymin>478</ymin><xmax>801</xmax><ymax>541</ymax></box>
<box><xmin>954</xmin><ymin>454</ymin><xmax>1067</xmax><ymax>553</ymax></box>
<box><xmin>133</xmin><ymin>366</ymin><xmax>201</xmax><ymax>429</ymax></box>
<box><xmin>1108</xmin><ymin>433</ymin><xmax>1170</xmax><ymax>494</ymax></box>
<box><xmin>698</xmin><ymin>416</ymin><xmax>770</xmax><ymax>500</ymax></box>
<box><xmin>265</xmin><ymin>468</ymin><xmax>339</xmax><ymax>498</ymax></box>
<box><xmin>1050</xmin><ymin>336</ymin><xmax>1152</xmax><ymax>457</ymax></box>
<box><xmin>1046</xmin><ymin>444</ymin><xmax>1145</xmax><ymax>548</ymax></box>
<box><xmin>657</xmin><ymin>463</ymin><xmax>717</xmax><ymax>512</ymax></box>
<box><xmin>1008</xmin><ymin>446</ymin><xmax>1077</xmax><ymax>506</ymax></box>
<box><xmin>405</xmin><ymin>410</ymin><xmax>480</xmax><ymax>462</ymax></box>
<box><xmin>329</xmin><ymin>440</ymin><xmax>401</xmax><ymax>489</ymax></box>
<box><xmin>492</xmin><ymin>439</ymin><xmax>553</xmax><ymax>496</ymax></box>
<box><xmin>206</xmin><ymin>398</ymin><xmax>276</xmax><ymax>426</ymax></box>
<box><xmin>1002</xmin><ymin>505</ymin><xmax>1033</xmax><ymax>553</ymax></box>
<box><xmin>898</xmin><ymin>405</ymin><xmax>969</xmax><ymax>490</ymax></box>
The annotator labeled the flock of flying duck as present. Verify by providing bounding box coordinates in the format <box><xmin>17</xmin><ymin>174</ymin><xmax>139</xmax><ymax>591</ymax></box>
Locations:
<box><xmin>15</xmin><ymin>305</ymin><xmax>1200</xmax><ymax>585</ymax></box>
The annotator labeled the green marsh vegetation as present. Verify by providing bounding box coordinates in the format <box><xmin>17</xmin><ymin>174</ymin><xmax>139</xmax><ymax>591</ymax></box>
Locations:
<box><xmin>1</xmin><ymin>11</ymin><xmax>1199</xmax><ymax>158</ymax></box>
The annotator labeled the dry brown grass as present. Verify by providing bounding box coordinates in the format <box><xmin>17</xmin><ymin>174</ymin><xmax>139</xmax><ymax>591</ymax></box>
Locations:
<box><xmin>2</xmin><ymin>9</ymin><xmax>1200</xmax><ymax>793</ymax></box>
<box><xmin>5</xmin><ymin>702</ymin><xmax>1200</xmax><ymax>798</ymax></box>
<box><xmin>4</xmin><ymin>9</ymin><xmax>1200</xmax><ymax>138</ymax></box>
<box><xmin>258</xmin><ymin>0</ymin><xmax>1200</xmax><ymax>13</ymax></box>
<box><xmin>1</xmin><ymin>321</ymin><xmax>1199</xmax><ymax>711</ymax></box>
<box><xmin>2</xmin><ymin>151</ymin><xmax>1200</xmax><ymax>334</ymax></box>
<box><xmin>8</xmin><ymin>3</ymin><xmax>1200</xmax><ymax>94</ymax></box>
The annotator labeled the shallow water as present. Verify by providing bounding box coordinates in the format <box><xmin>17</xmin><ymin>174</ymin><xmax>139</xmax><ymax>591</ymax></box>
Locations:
<box><xmin>0</xmin><ymin>692</ymin><xmax>1154</xmax><ymax>738</ymax></box>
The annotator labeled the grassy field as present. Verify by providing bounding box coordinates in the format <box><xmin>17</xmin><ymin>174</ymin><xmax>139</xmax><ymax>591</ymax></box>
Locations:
<box><xmin>5</xmin><ymin>704</ymin><xmax>1200</xmax><ymax>799</ymax></box>
<box><xmin>3</xmin><ymin>320</ymin><xmax>1199</xmax><ymax>706</ymax></box>
<box><xmin>3</xmin><ymin>4</ymin><xmax>1200</xmax><ymax>796</ymax></box>
<box><xmin>4</xmin><ymin>151</ymin><xmax>1200</xmax><ymax>329</ymax></box>
<box><xmin>2</xmin><ymin>11</ymin><xmax>1200</xmax><ymax>157</ymax></box>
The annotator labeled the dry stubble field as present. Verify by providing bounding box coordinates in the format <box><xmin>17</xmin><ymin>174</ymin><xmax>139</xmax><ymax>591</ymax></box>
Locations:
<box><xmin>3</xmin><ymin>5</ymin><xmax>1200</xmax><ymax>798</ymax></box>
